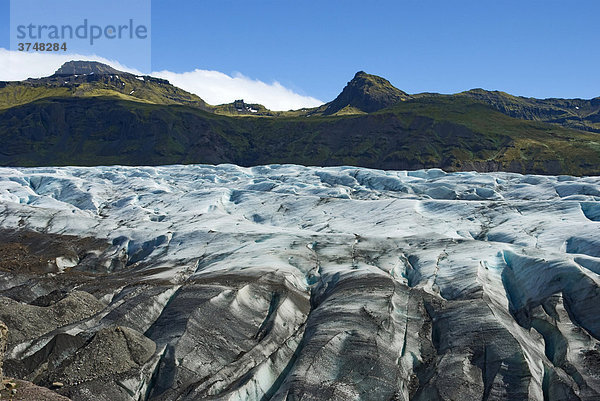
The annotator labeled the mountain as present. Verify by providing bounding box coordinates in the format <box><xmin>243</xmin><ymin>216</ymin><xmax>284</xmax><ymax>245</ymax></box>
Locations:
<box><xmin>0</xmin><ymin>61</ymin><xmax>599</xmax><ymax>175</ymax></box>
<box><xmin>458</xmin><ymin>88</ymin><xmax>600</xmax><ymax>133</ymax></box>
<box><xmin>1</xmin><ymin>164</ymin><xmax>600</xmax><ymax>400</ymax></box>
<box><xmin>0</xmin><ymin>61</ymin><xmax>210</xmax><ymax>110</ymax></box>
<box><xmin>54</xmin><ymin>60</ymin><xmax>124</xmax><ymax>76</ymax></box>
<box><xmin>320</xmin><ymin>71</ymin><xmax>410</xmax><ymax>115</ymax></box>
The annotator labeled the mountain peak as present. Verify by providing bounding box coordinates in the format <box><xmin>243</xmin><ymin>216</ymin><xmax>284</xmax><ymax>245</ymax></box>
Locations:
<box><xmin>323</xmin><ymin>71</ymin><xmax>409</xmax><ymax>115</ymax></box>
<box><xmin>54</xmin><ymin>60</ymin><xmax>125</xmax><ymax>76</ymax></box>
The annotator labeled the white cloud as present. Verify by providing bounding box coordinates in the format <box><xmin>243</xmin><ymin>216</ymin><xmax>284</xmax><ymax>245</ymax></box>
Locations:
<box><xmin>0</xmin><ymin>49</ymin><xmax>323</xmax><ymax>111</ymax></box>
<box><xmin>152</xmin><ymin>69</ymin><xmax>323</xmax><ymax>111</ymax></box>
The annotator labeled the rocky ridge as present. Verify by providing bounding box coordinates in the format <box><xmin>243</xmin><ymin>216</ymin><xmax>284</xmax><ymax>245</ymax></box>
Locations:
<box><xmin>321</xmin><ymin>71</ymin><xmax>410</xmax><ymax>115</ymax></box>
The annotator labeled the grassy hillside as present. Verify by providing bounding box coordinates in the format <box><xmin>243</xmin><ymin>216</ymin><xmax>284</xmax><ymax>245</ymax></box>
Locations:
<box><xmin>458</xmin><ymin>89</ymin><xmax>600</xmax><ymax>133</ymax></box>
<box><xmin>386</xmin><ymin>96</ymin><xmax>600</xmax><ymax>174</ymax></box>
<box><xmin>1</xmin><ymin>95</ymin><xmax>598</xmax><ymax>175</ymax></box>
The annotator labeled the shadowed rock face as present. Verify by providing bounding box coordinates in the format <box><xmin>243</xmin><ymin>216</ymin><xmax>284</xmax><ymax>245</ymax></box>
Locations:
<box><xmin>0</xmin><ymin>164</ymin><xmax>600</xmax><ymax>400</ymax></box>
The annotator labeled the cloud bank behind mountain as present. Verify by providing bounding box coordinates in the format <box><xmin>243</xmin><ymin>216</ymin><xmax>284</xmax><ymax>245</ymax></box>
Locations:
<box><xmin>0</xmin><ymin>49</ymin><xmax>323</xmax><ymax>110</ymax></box>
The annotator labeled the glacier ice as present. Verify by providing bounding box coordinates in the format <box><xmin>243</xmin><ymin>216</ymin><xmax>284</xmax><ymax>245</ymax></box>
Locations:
<box><xmin>0</xmin><ymin>164</ymin><xmax>599</xmax><ymax>400</ymax></box>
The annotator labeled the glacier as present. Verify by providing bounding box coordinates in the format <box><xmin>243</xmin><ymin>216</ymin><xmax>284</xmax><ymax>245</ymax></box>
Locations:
<box><xmin>0</xmin><ymin>164</ymin><xmax>599</xmax><ymax>400</ymax></box>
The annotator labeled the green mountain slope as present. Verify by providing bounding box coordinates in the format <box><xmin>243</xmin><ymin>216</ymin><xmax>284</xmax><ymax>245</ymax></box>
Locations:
<box><xmin>1</xmin><ymin>95</ymin><xmax>599</xmax><ymax>175</ymax></box>
<box><xmin>0</xmin><ymin>61</ymin><xmax>599</xmax><ymax>175</ymax></box>
<box><xmin>458</xmin><ymin>89</ymin><xmax>600</xmax><ymax>133</ymax></box>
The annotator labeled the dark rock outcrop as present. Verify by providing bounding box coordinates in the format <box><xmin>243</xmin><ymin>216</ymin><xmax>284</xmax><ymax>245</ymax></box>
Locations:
<box><xmin>323</xmin><ymin>71</ymin><xmax>410</xmax><ymax>114</ymax></box>
<box><xmin>54</xmin><ymin>60</ymin><xmax>124</xmax><ymax>76</ymax></box>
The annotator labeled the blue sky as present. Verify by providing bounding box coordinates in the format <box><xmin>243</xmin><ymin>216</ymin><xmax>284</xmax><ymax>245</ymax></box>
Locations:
<box><xmin>1</xmin><ymin>0</ymin><xmax>599</xmax><ymax>105</ymax></box>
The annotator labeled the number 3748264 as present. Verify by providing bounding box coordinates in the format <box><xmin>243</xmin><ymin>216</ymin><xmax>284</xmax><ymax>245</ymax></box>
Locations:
<box><xmin>17</xmin><ymin>42</ymin><xmax>67</xmax><ymax>51</ymax></box>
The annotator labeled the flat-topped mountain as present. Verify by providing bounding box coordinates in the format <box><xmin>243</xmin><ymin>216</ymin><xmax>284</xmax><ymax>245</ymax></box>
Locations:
<box><xmin>0</xmin><ymin>61</ymin><xmax>209</xmax><ymax>110</ymax></box>
<box><xmin>54</xmin><ymin>60</ymin><xmax>125</xmax><ymax>76</ymax></box>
